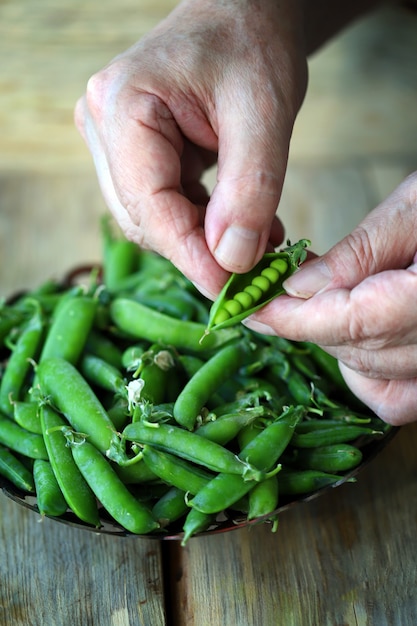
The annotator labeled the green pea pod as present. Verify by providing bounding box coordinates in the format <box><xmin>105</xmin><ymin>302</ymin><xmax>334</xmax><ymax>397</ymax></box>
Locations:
<box><xmin>122</xmin><ymin>421</ymin><xmax>265</xmax><ymax>480</ymax></box>
<box><xmin>289</xmin><ymin>443</ymin><xmax>363</xmax><ymax>473</ymax></box>
<box><xmin>247</xmin><ymin>474</ymin><xmax>279</xmax><ymax>524</ymax></box>
<box><xmin>84</xmin><ymin>330</ymin><xmax>124</xmax><ymax>369</ymax></box>
<box><xmin>101</xmin><ymin>216</ymin><xmax>140</xmax><ymax>293</ymax></box>
<box><xmin>37</xmin><ymin>357</ymin><xmax>118</xmax><ymax>455</ymax></box>
<box><xmin>152</xmin><ymin>486</ymin><xmax>189</xmax><ymax>528</ymax></box>
<box><xmin>194</xmin><ymin>407</ymin><xmax>266</xmax><ymax>446</ymax></box>
<box><xmin>0</xmin><ymin>443</ymin><xmax>35</xmax><ymax>492</ymax></box>
<box><xmin>290</xmin><ymin>424</ymin><xmax>383</xmax><ymax>448</ymax></box>
<box><xmin>141</xmin><ymin>445</ymin><xmax>213</xmax><ymax>494</ymax></box>
<box><xmin>40</xmin><ymin>405</ymin><xmax>100</xmax><ymax>527</ymax></box>
<box><xmin>37</xmin><ymin>293</ymin><xmax>98</xmax><ymax>366</ymax></box>
<box><xmin>0</xmin><ymin>414</ymin><xmax>48</xmax><ymax>459</ymax></box>
<box><xmin>70</xmin><ymin>440</ymin><xmax>160</xmax><ymax>535</ymax></box>
<box><xmin>181</xmin><ymin>508</ymin><xmax>216</xmax><ymax>546</ymax></box>
<box><xmin>0</xmin><ymin>301</ymin><xmax>44</xmax><ymax>416</ymax></box>
<box><xmin>33</xmin><ymin>458</ymin><xmax>68</xmax><ymax>517</ymax></box>
<box><xmin>0</xmin><ymin>307</ymin><xmax>27</xmax><ymax>344</ymax></box>
<box><xmin>206</xmin><ymin>239</ymin><xmax>310</xmax><ymax>332</ymax></box>
<box><xmin>189</xmin><ymin>405</ymin><xmax>304</xmax><ymax>515</ymax></box>
<box><xmin>80</xmin><ymin>353</ymin><xmax>126</xmax><ymax>396</ymax></box>
<box><xmin>110</xmin><ymin>298</ymin><xmax>241</xmax><ymax>353</ymax></box>
<box><xmin>277</xmin><ymin>468</ymin><xmax>354</xmax><ymax>496</ymax></box>
<box><xmin>173</xmin><ymin>338</ymin><xmax>256</xmax><ymax>430</ymax></box>
<box><xmin>13</xmin><ymin>401</ymin><xmax>42</xmax><ymax>434</ymax></box>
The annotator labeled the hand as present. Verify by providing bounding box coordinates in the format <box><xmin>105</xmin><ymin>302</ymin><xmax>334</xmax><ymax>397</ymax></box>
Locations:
<box><xmin>245</xmin><ymin>172</ymin><xmax>417</xmax><ymax>426</ymax></box>
<box><xmin>74</xmin><ymin>0</ymin><xmax>307</xmax><ymax>297</ymax></box>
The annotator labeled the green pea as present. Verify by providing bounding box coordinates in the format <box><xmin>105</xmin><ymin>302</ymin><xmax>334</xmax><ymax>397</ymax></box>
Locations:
<box><xmin>270</xmin><ymin>258</ymin><xmax>289</xmax><ymax>274</ymax></box>
<box><xmin>205</xmin><ymin>239</ymin><xmax>310</xmax><ymax>332</ymax></box>
<box><xmin>234</xmin><ymin>291</ymin><xmax>254</xmax><ymax>309</ymax></box>
<box><xmin>251</xmin><ymin>275</ymin><xmax>270</xmax><ymax>292</ymax></box>
<box><xmin>212</xmin><ymin>308</ymin><xmax>231</xmax><ymax>326</ymax></box>
<box><xmin>260</xmin><ymin>267</ymin><xmax>280</xmax><ymax>283</ymax></box>
<box><xmin>223</xmin><ymin>299</ymin><xmax>243</xmax><ymax>317</ymax></box>
<box><xmin>243</xmin><ymin>284</ymin><xmax>263</xmax><ymax>302</ymax></box>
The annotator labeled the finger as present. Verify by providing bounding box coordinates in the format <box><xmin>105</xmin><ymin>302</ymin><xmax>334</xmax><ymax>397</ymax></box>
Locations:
<box><xmin>77</xmin><ymin>80</ymin><xmax>229</xmax><ymax>297</ymax></box>
<box><xmin>284</xmin><ymin>172</ymin><xmax>417</xmax><ymax>298</ymax></box>
<box><xmin>204</xmin><ymin>86</ymin><xmax>295</xmax><ymax>274</ymax></box>
<box><xmin>338</xmin><ymin>363</ymin><xmax>417</xmax><ymax>426</ymax></box>
<box><xmin>325</xmin><ymin>343</ymin><xmax>417</xmax><ymax>380</ymax></box>
<box><xmin>247</xmin><ymin>264</ymin><xmax>417</xmax><ymax>347</ymax></box>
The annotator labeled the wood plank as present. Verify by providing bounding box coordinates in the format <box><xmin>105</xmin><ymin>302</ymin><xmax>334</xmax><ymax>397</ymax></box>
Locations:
<box><xmin>167</xmin><ymin>423</ymin><xmax>417</xmax><ymax>626</ymax></box>
<box><xmin>0</xmin><ymin>493</ymin><xmax>167</xmax><ymax>626</ymax></box>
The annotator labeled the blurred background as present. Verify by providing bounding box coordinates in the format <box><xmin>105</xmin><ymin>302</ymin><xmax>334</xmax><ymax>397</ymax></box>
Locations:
<box><xmin>1</xmin><ymin>0</ymin><xmax>417</xmax><ymax>297</ymax></box>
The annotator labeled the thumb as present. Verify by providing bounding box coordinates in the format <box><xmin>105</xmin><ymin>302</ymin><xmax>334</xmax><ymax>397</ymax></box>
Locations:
<box><xmin>204</xmin><ymin>102</ymin><xmax>292</xmax><ymax>274</ymax></box>
<box><xmin>284</xmin><ymin>172</ymin><xmax>417</xmax><ymax>298</ymax></box>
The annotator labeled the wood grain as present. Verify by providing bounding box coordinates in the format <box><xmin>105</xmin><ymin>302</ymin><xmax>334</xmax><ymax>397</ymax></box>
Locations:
<box><xmin>1</xmin><ymin>2</ymin><xmax>417</xmax><ymax>625</ymax></box>
<box><xmin>0</xmin><ymin>495</ymin><xmax>166</xmax><ymax>626</ymax></box>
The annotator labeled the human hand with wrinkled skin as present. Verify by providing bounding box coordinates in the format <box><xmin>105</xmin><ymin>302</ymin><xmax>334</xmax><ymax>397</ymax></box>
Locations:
<box><xmin>245</xmin><ymin>173</ymin><xmax>417</xmax><ymax>426</ymax></box>
<box><xmin>75</xmin><ymin>0</ymin><xmax>308</xmax><ymax>296</ymax></box>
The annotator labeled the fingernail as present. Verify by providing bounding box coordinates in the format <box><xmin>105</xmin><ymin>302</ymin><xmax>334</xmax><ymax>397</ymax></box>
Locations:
<box><xmin>283</xmin><ymin>259</ymin><xmax>332</xmax><ymax>298</ymax></box>
<box><xmin>214</xmin><ymin>226</ymin><xmax>259</xmax><ymax>271</ymax></box>
<box><xmin>191</xmin><ymin>281</ymin><xmax>216</xmax><ymax>301</ymax></box>
<box><xmin>242</xmin><ymin>319</ymin><xmax>275</xmax><ymax>335</ymax></box>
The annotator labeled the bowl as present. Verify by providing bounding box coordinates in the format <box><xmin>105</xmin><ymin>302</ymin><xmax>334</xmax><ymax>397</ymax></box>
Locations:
<box><xmin>0</xmin><ymin>263</ymin><xmax>399</xmax><ymax>541</ymax></box>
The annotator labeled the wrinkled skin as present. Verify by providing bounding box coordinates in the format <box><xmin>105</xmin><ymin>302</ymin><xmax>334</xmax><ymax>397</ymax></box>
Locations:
<box><xmin>75</xmin><ymin>0</ymin><xmax>307</xmax><ymax>296</ymax></box>
<box><xmin>247</xmin><ymin>173</ymin><xmax>417</xmax><ymax>426</ymax></box>
<box><xmin>75</xmin><ymin>0</ymin><xmax>417</xmax><ymax>425</ymax></box>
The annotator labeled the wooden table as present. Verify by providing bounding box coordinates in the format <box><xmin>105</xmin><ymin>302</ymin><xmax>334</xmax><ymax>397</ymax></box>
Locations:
<box><xmin>1</xmin><ymin>2</ymin><xmax>417</xmax><ymax>624</ymax></box>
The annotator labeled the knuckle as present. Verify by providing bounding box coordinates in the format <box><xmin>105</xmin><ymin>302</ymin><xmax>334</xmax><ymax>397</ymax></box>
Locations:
<box><xmin>341</xmin><ymin>226</ymin><xmax>378</xmax><ymax>278</ymax></box>
<box><xmin>403</xmin><ymin>171</ymin><xmax>417</xmax><ymax>209</ymax></box>
<box><xmin>85</xmin><ymin>61</ymin><xmax>126</xmax><ymax>123</ymax></box>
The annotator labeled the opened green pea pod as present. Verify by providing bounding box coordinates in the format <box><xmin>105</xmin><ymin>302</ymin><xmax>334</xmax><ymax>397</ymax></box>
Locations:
<box><xmin>205</xmin><ymin>238</ymin><xmax>310</xmax><ymax>333</ymax></box>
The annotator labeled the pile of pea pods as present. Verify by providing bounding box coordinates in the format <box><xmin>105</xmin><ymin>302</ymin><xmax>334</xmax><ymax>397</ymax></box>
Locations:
<box><xmin>0</xmin><ymin>221</ymin><xmax>392</xmax><ymax>543</ymax></box>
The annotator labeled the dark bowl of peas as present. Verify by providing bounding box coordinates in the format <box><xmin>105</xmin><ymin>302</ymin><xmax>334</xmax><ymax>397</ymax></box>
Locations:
<box><xmin>0</xmin><ymin>229</ymin><xmax>399</xmax><ymax>544</ymax></box>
